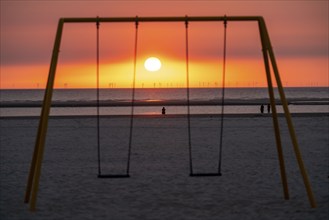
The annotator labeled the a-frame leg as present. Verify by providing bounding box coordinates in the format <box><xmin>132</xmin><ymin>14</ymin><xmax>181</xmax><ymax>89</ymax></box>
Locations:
<box><xmin>24</xmin><ymin>19</ymin><xmax>64</xmax><ymax>211</ymax></box>
<box><xmin>260</xmin><ymin>18</ymin><xmax>316</xmax><ymax>208</ymax></box>
<box><xmin>258</xmin><ymin>19</ymin><xmax>289</xmax><ymax>200</ymax></box>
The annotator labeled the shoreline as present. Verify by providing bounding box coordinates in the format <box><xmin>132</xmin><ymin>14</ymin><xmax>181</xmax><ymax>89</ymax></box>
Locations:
<box><xmin>1</xmin><ymin>100</ymin><xmax>328</xmax><ymax>108</ymax></box>
<box><xmin>1</xmin><ymin>112</ymin><xmax>328</xmax><ymax>120</ymax></box>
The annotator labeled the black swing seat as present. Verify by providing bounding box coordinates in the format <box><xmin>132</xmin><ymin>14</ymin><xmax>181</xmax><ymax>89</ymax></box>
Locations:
<box><xmin>98</xmin><ymin>174</ymin><xmax>130</xmax><ymax>178</ymax></box>
<box><xmin>190</xmin><ymin>173</ymin><xmax>222</xmax><ymax>177</ymax></box>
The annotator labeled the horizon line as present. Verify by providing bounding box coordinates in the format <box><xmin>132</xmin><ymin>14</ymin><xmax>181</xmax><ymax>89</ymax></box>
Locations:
<box><xmin>1</xmin><ymin>86</ymin><xmax>328</xmax><ymax>90</ymax></box>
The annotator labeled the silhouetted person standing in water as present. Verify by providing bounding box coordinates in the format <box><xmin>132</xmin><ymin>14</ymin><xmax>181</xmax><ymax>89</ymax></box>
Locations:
<box><xmin>267</xmin><ymin>104</ymin><xmax>271</xmax><ymax>113</ymax></box>
<box><xmin>162</xmin><ymin>107</ymin><xmax>166</xmax><ymax>115</ymax></box>
<box><xmin>260</xmin><ymin>104</ymin><xmax>264</xmax><ymax>114</ymax></box>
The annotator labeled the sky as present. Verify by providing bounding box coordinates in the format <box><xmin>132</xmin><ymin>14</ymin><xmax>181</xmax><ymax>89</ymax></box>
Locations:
<box><xmin>0</xmin><ymin>0</ymin><xmax>328</xmax><ymax>89</ymax></box>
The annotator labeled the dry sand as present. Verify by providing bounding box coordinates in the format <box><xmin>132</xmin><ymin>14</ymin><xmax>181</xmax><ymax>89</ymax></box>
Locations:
<box><xmin>0</xmin><ymin>114</ymin><xmax>328</xmax><ymax>219</ymax></box>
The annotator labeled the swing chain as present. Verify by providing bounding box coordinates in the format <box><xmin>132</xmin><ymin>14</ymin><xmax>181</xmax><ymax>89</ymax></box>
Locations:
<box><xmin>184</xmin><ymin>15</ymin><xmax>193</xmax><ymax>176</ymax></box>
<box><xmin>217</xmin><ymin>15</ymin><xmax>228</xmax><ymax>175</ymax></box>
<box><xmin>96</xmin><ymin>16</ymin><xmax>101</xmax><ymax>176</ymax></box>
<box><xmin>126</xmin><ymin>15</ymin><xmax>139</xmax><ymax>177</ymax></box>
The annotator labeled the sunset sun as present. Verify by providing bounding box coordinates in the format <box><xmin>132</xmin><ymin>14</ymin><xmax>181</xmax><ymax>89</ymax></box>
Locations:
<box><xmin>144</xmin><ymin>57</ymin><xmax>162</xmax><ymax>72</ymax></box>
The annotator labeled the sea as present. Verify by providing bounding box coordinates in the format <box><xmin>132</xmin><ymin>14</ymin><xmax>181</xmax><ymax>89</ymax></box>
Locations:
<box><xmin>0</xmin><ymin>87</ymin><xmax>328</xmax><ymax>117</ymax></box>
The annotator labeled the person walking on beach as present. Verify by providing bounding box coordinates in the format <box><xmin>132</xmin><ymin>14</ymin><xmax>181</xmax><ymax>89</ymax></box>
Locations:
<box><xmin>260</xmin><ymin>104</ymin><xmax>264</xmax><ymax>114</ymax></box>
<box><xmin>267</xmin><ymin>104</ymin><xmax>271</xmax><ymax>113</ymax></box>
<box><xmin>162</xmin><ymin>107</ymin><xmax>166</xmax><ymax>115</ymax></box>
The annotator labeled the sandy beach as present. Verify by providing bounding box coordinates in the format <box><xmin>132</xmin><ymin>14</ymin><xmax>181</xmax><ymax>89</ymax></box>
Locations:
<box><xmin>0</xmin><ymin>114</ymin><xmax>328</xmax><ymax>220</ymax></box>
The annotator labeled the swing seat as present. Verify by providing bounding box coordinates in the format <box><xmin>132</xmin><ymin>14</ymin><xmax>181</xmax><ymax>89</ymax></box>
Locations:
<box><xmin>190</xmin><ymin>172</ymin><xmax>222</xmax><ymax>177</ymax></box>
<box><xmin>98</xmin><ymin>174</ymin><xmax>130</xmax><ymax>178</ymax></box>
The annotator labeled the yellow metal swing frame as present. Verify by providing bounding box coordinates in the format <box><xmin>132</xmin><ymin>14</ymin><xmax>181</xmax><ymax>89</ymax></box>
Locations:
<box><xmin>24</xmin><ymin>16</ymin><xmax>316</xmax><ymax>211</ymax></box>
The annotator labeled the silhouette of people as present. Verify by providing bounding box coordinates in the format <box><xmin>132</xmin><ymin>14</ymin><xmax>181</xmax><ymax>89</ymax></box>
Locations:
<box><xmin>260</xmin><ymin>104</ymin><xmax>264</xmax><ymax>114</ymax></box>
<box><xmin>267</xmin><ymin>104</ymin><xmax>271</xmax><ymax>113</ymax></box>
<box><xmin>162</xmin><ymin>107</ymin><xmax>166</xmax><ymax>115</ymax></box>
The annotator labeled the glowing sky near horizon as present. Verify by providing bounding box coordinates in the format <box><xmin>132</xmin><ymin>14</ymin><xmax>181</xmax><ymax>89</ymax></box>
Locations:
<box><xmin>0</xmin><ymin>0</ymin><xmax>328</xmax><ymax>88</ymax></box>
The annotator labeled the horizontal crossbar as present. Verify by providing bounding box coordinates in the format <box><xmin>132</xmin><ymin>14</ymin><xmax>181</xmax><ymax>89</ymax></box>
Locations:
<box><xmin>97</xmin><ymin>174</ymin><xmax>130</xmax><ymax>178</ymax></box>
<box><xmin>190</xmin><ymin>173</ymin><xmax>222</xmax><ymax>177</ymax></box>
<box><xmin>61</xmin><ymin>16</ymin><xmax>263</xmax><ymax>23</ymax></box>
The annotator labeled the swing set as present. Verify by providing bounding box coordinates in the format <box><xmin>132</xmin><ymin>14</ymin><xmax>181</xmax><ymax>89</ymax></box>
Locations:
<box><xmin>24</xmin><ymin>16</ymin><xmax>316</xmax><ymax>211</ymax></box>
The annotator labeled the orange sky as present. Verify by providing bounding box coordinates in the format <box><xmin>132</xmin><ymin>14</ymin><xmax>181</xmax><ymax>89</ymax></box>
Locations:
<box><xmin>1</xmin><ymin>1</ymin><xmax>328</xmax><ymax>89</ymax></box>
